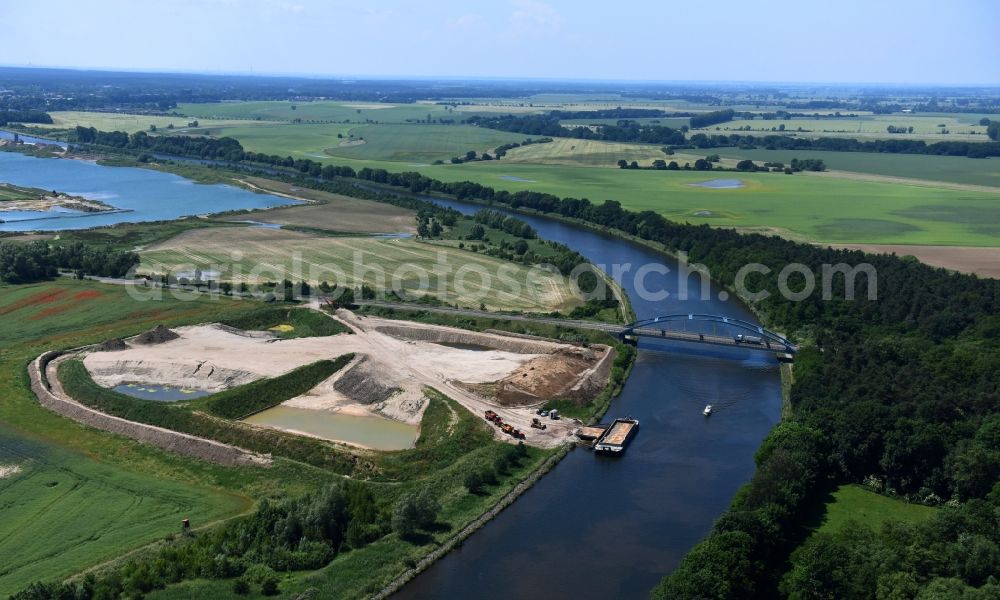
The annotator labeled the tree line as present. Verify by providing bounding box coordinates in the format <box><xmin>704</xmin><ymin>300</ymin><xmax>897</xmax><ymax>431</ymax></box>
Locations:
<box><xmin>686</xmin><ymin>131</ymin><xmax>1000</xmax><ymax>158</ymax></box>
<box><xmin>73</xmin><ymin>126</ymin><xmax>246</xmax><ymax>160</ymax></box>
<box><xmin>0</xmin><ymin>109</ymin><xmax>53</xmax><ymax>126</ymax></box>
<box><xmin>0</xmin><ymin>240</ymin><xmax>138</xmax><ymax>283</ymax></box>
<box><xmin>689</xmin><ymin>108</ymin><xmax>736</xmax><ymax>129</ymax></box>
<box><xmin>465</xmin><ymin>114</ymin><xmax>687</xmax><ymax>145</ymax></box>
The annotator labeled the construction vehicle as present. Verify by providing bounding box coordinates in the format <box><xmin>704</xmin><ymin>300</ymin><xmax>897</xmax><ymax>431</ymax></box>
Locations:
<box><xmin>484</xmin><ymin>410</ymin><xmax>500</xmax><ymax>424</ymax></box>
<box><xmin>531</xmin><ymin>417</ymin><xmax>547</xmax><ymax>430</ymax></box>
<box><xmin>500</xmin><ymin>423</ymin><xmax>514</xmax><ymax>435</ymax></box>
<box><xmin>512</xmin><ymin>429</ymin><xmax>526</xmax><ymax>440</ymax></box>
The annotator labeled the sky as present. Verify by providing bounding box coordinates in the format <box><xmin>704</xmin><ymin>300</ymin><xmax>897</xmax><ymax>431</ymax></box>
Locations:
<box><xmin>2</xmin><ymin>0</ymin><xmax>998</xmax><ymax>85</ymax></box>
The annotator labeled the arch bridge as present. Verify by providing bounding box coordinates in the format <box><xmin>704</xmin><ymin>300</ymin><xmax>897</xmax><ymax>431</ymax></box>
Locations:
<box><xmin>619</xmin><ymin>314</ymin><xmax>797</xmax><ymax>356</ymax></box>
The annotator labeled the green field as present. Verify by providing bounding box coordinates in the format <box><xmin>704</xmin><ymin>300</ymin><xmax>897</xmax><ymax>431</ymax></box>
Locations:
<box><xmin>0</xmin><ymin>280</ymin><xmax>336</xmax><ymax>596</ymax></box>
<box><xmin>140</xmin><ymin>227</ymin><xmax>583</xmax><ymax>311</ymax></box>
<box><xmin>716</xmin><ymin>148</ymin><xmax>1000</xmax><ymax>188</ymax></box>
<box><xmin>502</xmin><ymin>137</ymin><xmax>668</xmax><ymax>167</ymax></box>
<box><xmin>701</xmin><ymin>114</ymin><xmax>989</xmax><ymax>142</ymax></box>
<box><xmin>0</xmin><ymin>428</ymin><xmax>245</xmax><ymax>594</ymax></box>
<box><xmin>172</xmin><ymin>102</ymin><xmax>1000</xmax><ymax>247</ymax></box>
<box><xmin>368</xmin><ymin>161</ymin><xmax>1000</xmax><ymax>246</ymax></box>
<box><xmin>815</xmin><ymin>484</ymin><xmax>936</xmax><ymax>535</ymax></box>
<box><xmin>177</xmin><ymin>100</ymin><xmax>461</xmax><ymax>124</ymax></box>
<box><xmin>32</xmin><ymin>111</ymin><xmax>261</xmax><ymax>135</ymax></box>
<box><xmin>0</xmin><ymin>182</ymin><xmax>42</xmax><ymax>201</ymax></box>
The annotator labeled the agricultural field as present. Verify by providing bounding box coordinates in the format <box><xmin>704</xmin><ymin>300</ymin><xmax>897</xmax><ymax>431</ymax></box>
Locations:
<box><xmin>715</xmin><ymin>148</ymin><xmax>1000</xmax><ymax>189</ymax></box>
<box><xmin>320</xmin><ymin>123</ymin><xmax>525</xmax><ymax>163</ymax></box>
<box><xmin>701</xmin><ymin>114</ymin><xmax>990</xmax><ymax>142</ymax></box>
<box><xmin>223</xmin><ymin>177</ymin><xmax>417</xmax><ymax>234</ymax></box>
<box><xmin>814</xmin><ymin>484</ymin><xmax>936</xmax><ymax>536</ymax></box>
<box><xmin>139</xmin><ymin>227</ymin><xmax>582</xmax><ymax>312</ymax></box>
<box><xmin>177</xmin><ymin>100</ymin><xmax>463</xmax><ymax>124</ymax></box>
<box><xmin>0</xmin><ymin>280</ymin><xmax>333</xmax><ymax>597</ymax></box>
<box><xmin>0</xmin><ymin>428</ymin><xmax>246</xmax><ymax>595</ymax></box>
<box><xmin>502</xmin><ymin>137</ymin><xmax>668</xmax><ymax>167</ymax></box>
<box><xmin>387</xmin><ymin>161</ymin><xmax>1000</xmax><ymax>246</ymax></box>
<box><xmin>31</xmin><ymin>111</ymin><xmax>258</xmax><ymax>135</ymax></box>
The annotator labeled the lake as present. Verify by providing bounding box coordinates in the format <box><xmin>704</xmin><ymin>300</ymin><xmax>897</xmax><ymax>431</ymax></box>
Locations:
<box><xmin>0</xmin><ymin>152</ymin><xmax>297</xmax><ymax>232</ymax></box>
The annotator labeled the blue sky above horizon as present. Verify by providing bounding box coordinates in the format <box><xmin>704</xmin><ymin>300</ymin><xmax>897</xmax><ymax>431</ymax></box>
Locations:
<box><xmin>3</xmin><ymin>0</ymin><xmax>998</xmax><ymax>85</ymax></box>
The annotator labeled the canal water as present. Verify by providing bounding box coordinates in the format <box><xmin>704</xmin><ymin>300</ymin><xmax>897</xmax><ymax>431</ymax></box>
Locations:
<box><xmin>396</xmin><ymin>198</ymin><xmax>782</xmax><ymax>598</ymax></box>
<box><xmin>0</xmin><ymin>152</ymin><xmax>297</xmax><ymax>231</ymax></box>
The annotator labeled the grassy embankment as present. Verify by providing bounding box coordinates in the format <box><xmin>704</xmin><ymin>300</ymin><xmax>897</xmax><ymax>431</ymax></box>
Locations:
<box><xmin>58</xmin><ymin>356</ymin><xmax>358</xmax><ymax>467</ymax></box>
<box><xmin>218</xmin><ymin>306</ymin><xmax>350</xmax><ymax>339</ymax></box>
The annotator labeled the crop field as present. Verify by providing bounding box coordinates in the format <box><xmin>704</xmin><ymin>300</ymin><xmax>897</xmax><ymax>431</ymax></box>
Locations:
<box><xmin>322</xmin><ymin>124</ymin><xmax>525</xmax><ymax>163</ymax></box>
<box><xmin>715</xmin><ymin>148</ymin><xmax>1000</xmax><ymax>188</ymax></box>
<box><xmin>32</xmin><ymin>111</ymin><xmax>257</xmax><ymax>135</ymax></box>
<box><xmin>386</xmin><ymin>161</ymin><xmax>1000</xmax><ymax>246</ymax></box>
<box><xmin>225</xmin><ymin>177</ymin><xmax>416</xmax><ymax>233</ymax></box>
<box><xmin>177</xmin><ymin>100</ymin><xmax>462</xmax><ymax>123</ymax></box>
<box><xmin>0</xmin><ymin>280</ymin><xmax>336</xmax><ymax>597</ymax></box>
<box><xmin>140</xmin><ymin>227</ymin><xmax>583</xmax><ymax>311</ymax></box>
<box><xmin>815</xmin><ymin>484</ymin><xmax>936</xmax><ymax>536</ymax></box>
<box><xmin>702</xmin><ymin>114</ymin><xmax>989</xmax><ymax>142</ymax></box>
<box><xmin>0</xmin><ymin>428</ymin><xmax>244</xmax><ymax>595</ymax></box>
<box><xmin>502</xmin><ymin>137</ymin><xmax>668</xmax><ymax>167</ymax></box>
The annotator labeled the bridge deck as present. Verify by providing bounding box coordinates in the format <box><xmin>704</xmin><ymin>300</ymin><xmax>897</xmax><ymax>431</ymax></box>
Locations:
<box><xmin>350</xmin><ymin>300</ymin><xmax>794</xmax><ymax>354</ymax></box>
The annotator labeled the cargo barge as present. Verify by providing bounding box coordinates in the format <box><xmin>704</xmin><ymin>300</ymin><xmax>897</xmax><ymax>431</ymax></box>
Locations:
<box><xmin>593</xmin><ymin>417</ymin><xmax>639</xmax><ymax>454</ymax></box>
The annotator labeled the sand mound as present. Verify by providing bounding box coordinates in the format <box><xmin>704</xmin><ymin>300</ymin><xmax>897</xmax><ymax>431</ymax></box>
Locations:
<box><xmin>85</xmin><ymin>359</ymin><xmax>257</xmax><ymax>392</ymax></box>
<box><xmin>333</xmin><ymin>356</ymin><xmax>402</xmax><ymax>405</ymax></box>
<box><xmin>133</xmin><ymin>325</ymin><xmax>179</xmax><ymax>345</ymax></box>
<box><xmin>493</xmin><ymin>346</ymin><xmax>607</xmax><ymax>407</ymax></box>
<box><xmin>95</xmin><ymin>338</ymin><xmax>129</xmax><ymax>352</ymax></box>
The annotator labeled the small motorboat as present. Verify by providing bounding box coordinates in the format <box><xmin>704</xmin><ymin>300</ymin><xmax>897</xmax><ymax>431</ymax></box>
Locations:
<box><xmin>703</xmin><ymin>404</ymin><xmax>713</xmax><ymax>416</ymax></box>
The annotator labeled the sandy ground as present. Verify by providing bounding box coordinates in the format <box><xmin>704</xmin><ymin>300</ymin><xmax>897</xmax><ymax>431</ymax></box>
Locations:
<box><xmin>0</xmin><ymin>193</ymin><xmax>113</xmax><ymax>214</ymax></box>
<box><xmin>83</xmin><ymin>310</ymin><xmax>597</xmax><ymax>447</ymax></box>
<box><xmin>829</xmin><ymin>244</ymin><xmax>1000</xmax><ymax>279</ymax></box>
<box><xmin>0</xmin><ymin>464</ymin><xmax>22</xmax><ymax>479</ymax></box>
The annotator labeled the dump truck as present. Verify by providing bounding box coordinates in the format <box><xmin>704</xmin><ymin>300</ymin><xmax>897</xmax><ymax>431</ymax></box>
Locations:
<box><xmin>484</xmin><ymin>410</ymin><xmax>499</xmax><ymax>423</ymax></box>
<box><xmin>500</xmin><ymin>423</ymin><xmax>514</xmax><ymax>435</ymax></box>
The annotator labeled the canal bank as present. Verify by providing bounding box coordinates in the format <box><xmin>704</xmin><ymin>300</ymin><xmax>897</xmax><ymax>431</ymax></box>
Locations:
<box><xmin>390</xmin><ymin>196</ymin><xmax>782</xmax><ymax>599</ymax></box>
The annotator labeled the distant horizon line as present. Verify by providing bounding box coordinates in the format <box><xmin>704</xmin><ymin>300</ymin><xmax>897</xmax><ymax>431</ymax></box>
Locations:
<box><xmin>2</xmin><ymin>63</ymin><xmax>998</xmax><ymax>89</ymax></box>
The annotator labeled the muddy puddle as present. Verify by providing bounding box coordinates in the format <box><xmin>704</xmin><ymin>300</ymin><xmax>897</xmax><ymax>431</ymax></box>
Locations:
<box><xmin>244</xmin><ymin>406</ymin><xmax>418</xmax><ymax>450</ymax></box>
